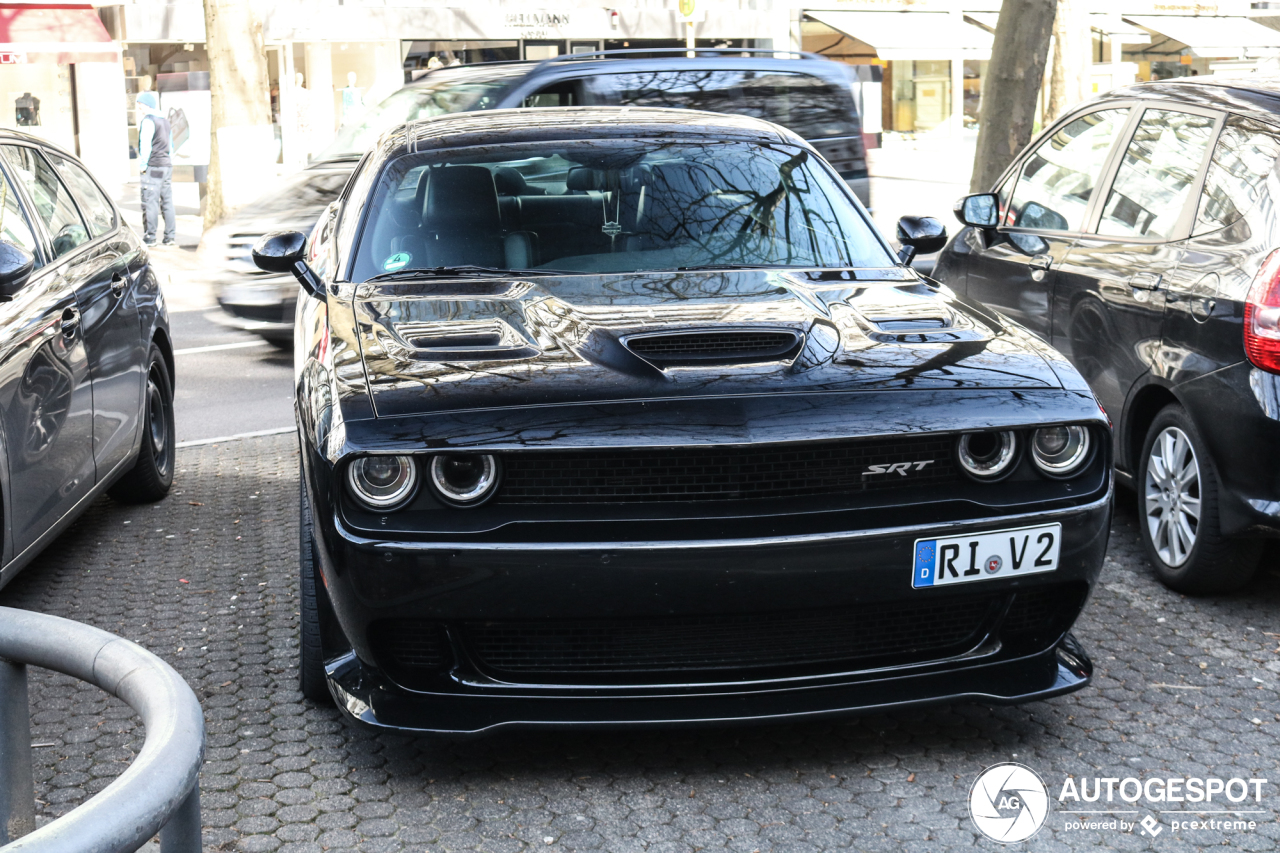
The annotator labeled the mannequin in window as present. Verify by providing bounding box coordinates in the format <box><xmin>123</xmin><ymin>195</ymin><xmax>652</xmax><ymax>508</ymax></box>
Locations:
<box><xmin>15</xmin><ymin>92</ymin><xmax>39</xmax><ymax>126</ymax></box>
<box><xmin>339</xmin><ymin>72</ymin><xmax>364</xmax><ymax>126</ymax></box>
<box><xmin>295</xmin><ymin>72</ymin><xmax>313</xmax><ymax>159</ymax></box>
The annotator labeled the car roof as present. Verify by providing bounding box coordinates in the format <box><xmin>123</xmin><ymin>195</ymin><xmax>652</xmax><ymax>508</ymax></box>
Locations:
<box><xmin>400</xmin><ymin>106</ymin><xmax>802</xmax><ymax>152</ymax></box>
<box><xmin>406</xmin><ymin>51</ymin><xmax>845</xmax><ymax>90</ymax></box>
<box><xmin>1102</xmin><ymin>77</ymin><xmax>1280</xmax><ymax>120</ymax></box>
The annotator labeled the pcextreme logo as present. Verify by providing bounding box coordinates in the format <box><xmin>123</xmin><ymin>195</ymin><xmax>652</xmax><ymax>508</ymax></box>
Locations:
<box><xmin>969</xmin><ymin>763</ymin><xmax>1051</xmax><ymax>843</ymax></box>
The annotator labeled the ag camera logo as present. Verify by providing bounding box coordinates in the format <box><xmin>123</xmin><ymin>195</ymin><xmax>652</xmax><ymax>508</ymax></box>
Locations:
<box><xmin>969</xmin><ymin>763</ymin><xmax>1051</xmax><ymax>843</ymax></box>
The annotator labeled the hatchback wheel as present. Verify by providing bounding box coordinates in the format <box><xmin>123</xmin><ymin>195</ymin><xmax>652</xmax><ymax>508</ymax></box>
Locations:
<box><xmin>1138</xmin><ymin>405</ymin><xmax>1260</xmax><ymax>593</ymax></box>
<box><xmin>108</xmin><ymin>344</ymin><xmax>175</xmax><ymax>503</ymax></box>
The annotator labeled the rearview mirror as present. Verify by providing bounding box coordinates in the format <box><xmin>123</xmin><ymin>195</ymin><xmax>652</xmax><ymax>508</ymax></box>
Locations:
<box><xmin>895</xmin><ymin>215</ymin><xmax>948</xmax><ymax>266</ymax></box>
<box><xmin>955</xmin><ymin>193</ymin><xmax>999</xmax><ymax>229</ymax></box>
<box><xmin>0</xmin><ymin>240</ymin><xmax>35</xmax><ymax>300</ymax></box>
<box><xmin>252</xmin><ymin>230</ymin><xmax>324</xmax><ymax>299</ymax></box>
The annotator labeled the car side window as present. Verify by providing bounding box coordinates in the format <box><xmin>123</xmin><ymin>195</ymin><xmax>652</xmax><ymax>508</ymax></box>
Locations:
<box><xmin>0</xmin><ymin>166</ymin><xmax>42</xmax><ymax>266</ymax></box>
<box><xmin>1193</xmin><ymin>116</ymin><xmax>1280</xmax><ymax>235</ymax></box>
<box><xmin>1005</xmin><ymin>108</ymin><xmax>1129</xmax><ymax>232</ymax></box>
<box><xmin>0</xmin><ymin>145</ymin><xmax>89</xmax><ymax>260</ymax></box>
<box><xmin>595</xmin><ymin>70</ymin><xmax>858</xmax><ymax>139</ymax></box>
<box><xmin>43</xmin><ymin>151</ymin><xmax>116</xmax><ymax>239</ymax></box>
<box><xmin>523</xmin><ymin>80</ymin><xmax>581</xmax><ymax>108</ymax></box>
<box><xmin>1098</xmin><ymin>109</ymin><xmax>1217</xmax><ymax>241</ymax></box>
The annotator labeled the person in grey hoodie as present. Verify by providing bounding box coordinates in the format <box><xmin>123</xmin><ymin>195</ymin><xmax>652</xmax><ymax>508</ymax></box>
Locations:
<box><xmin>137</xmin><ymin>91</ymin><xmax>175</xmax><ymax>247</ymax></box>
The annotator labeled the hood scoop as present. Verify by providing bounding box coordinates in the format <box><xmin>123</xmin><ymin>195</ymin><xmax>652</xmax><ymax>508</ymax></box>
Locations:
<box><xmin>623</xmin><ymin>328</ymin><xmax>803</xmax><ymax>367</ymax></box>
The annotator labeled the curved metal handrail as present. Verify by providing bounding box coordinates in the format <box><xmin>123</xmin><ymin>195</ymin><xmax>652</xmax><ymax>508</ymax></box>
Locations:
<box><xmin>0</xmin><ymin>606</ymin><xmax>204</xmax><ymax>852</ymax></box>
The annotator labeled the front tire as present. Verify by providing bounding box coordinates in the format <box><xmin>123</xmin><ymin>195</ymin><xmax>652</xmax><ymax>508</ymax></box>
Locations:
<box><xmin>108</xmin><ymin>344</ymin><xmax>175</xmax><ymax>503</ymax></box>
<box><xmin>298</xmin><ymin>475</ymin><xmax>333</xmax><ymax>704</ymax></box>
<box><xmin>1138</xmin><ymin>404</ymin><xmax>1260</xmax><ymax>593</ymax></box>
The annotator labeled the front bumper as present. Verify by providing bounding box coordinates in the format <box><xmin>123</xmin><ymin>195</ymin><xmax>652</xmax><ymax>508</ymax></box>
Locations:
<box><xmin>214</xmin><ymin>276</ymin><xmax>297</xmax><ymax>339</ymax></box>
<box><xmin>311</xmin><ymin>491</ymin><xmax>1111</xmax><ymax>734</ymax></box>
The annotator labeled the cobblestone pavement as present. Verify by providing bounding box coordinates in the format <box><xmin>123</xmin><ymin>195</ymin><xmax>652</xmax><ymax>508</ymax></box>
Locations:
<box><xmin>2</xmin><ymin>433</ymin><xmax>1278</xmax><ymax>852</ymax></box>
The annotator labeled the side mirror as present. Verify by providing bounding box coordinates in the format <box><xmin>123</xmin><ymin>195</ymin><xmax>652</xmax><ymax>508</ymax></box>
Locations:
<box><xmin>0</xmin><ymin>240</ymin><xmax>35</xmax><ymax>300</ymax></box>
<box><xmin>252</xmin><ymin>230</ymin><xmax>324</xmax><ymax>299</ymax></box>
<box><xmin>1015</xmin><ymin>201</ymin><xmax>1069</xmax><ymax>232</ymax></box>
<box><xmin>895</xmin><ymin>215</ymin><xmax>948</xmax><ymax>266</ymax></box>
<box><xmin>955</xmin><ymin>193</ymin><xmax>999</xmax><ymax>229</ymax></box>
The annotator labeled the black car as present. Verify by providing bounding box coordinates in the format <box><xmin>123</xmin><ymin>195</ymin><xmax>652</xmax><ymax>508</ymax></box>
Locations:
<box><xmin>260</xmin><ymin>107</ymin><xmax>1110</xmax><ymax>733</ymax></box>
<box><xmin>0</xmin><ymin>133</ymin><xmax>174</xmax><ymax>591</ymax></box>
<box><xmin>213</xmin><ymin>48</ymin><xmax>871</xmax><ymax>344</ymax></box>
<box><xmin>936</xmin><ymin>78</ymin><xmax>1280</xmax><ymax>593</ymax></box>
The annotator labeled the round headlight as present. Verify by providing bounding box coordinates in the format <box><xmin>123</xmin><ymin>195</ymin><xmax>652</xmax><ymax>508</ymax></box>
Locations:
<box><xmin>1031</xmin><ymin>425</ymin><xmax>1092</xmax><ymax>477</ymax></box>
<box><xmin>429</xmin><ymin>454</ymin><xmax>500</xmax><ymax>507</ymax></box>
<box><xmin>956</xmin><ymin>431</ymin><xmax>1019</xmax><ymax>481</ymax></box>
<box><xmin>346</xmin><ymin>455</ymin><xmax>418</xmax><ymax>509</ymax></box>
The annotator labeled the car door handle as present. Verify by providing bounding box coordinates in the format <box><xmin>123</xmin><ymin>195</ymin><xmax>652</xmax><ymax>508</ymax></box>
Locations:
<box><xmin>110</xmin><ymin>272</ymin><xmax>126</xmax><ymax>298</ymax></box>
<box><xmin>1028</xmin><ymin>253</ymin><xmax>1053</xmax><ymax>272</ymax></box>
<box><xmin>1129</xmin><ymin>272</ymin><xmax>1163</xmax><ymax>290</ymax></box>
<box><xmin>60</xmin><ymin>306</ymin><xmax>80</xmax><ymax>337</ymax></box>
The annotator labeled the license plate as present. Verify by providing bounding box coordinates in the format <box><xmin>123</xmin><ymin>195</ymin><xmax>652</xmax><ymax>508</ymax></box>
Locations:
<box><xmin>912</xmin><ymin>523</ymin><xmax>1061</xmax><ymax>588</ymax></box>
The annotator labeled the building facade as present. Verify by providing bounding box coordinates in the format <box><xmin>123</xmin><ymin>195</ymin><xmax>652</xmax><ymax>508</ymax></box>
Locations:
<box><xmin>0</xmin><ymin>0</ymin><xmax>1277</xmax><ymax>197</ymax></box>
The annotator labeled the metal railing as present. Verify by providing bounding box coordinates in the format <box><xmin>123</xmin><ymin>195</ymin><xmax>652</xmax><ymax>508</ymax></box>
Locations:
<box><xmin>0</xmin><ymin>607</ymin><xmax>204</xmax><ymax>852</ymax></box>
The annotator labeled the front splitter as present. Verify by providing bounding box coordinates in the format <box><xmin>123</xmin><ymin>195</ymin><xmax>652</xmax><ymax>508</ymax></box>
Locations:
<box><xmin>322</xmin><ymin>636</ymin><xmax>1093</xmax><ymax>735</ymax></box>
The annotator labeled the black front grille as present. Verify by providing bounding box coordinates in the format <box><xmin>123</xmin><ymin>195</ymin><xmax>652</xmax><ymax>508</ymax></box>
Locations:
<box><xmin>367</xmin><ymin>620</ymin><xmax>449</xmax><ymax>683</ymax></box>
<box><xmin>626</xmin><ymin>330</ymin><xmax>799</xmax><ymax>363</ymax></box>
<box><xmin>463</xmin><ymin>595</ymin><xmax>999</xmax><ymax>680</ymax></box>
<box><xmin>497</xmin><ymin>437</ymin><xmax>958</xmax><ymax>503</ymax></box>
<box><xmin>1000</xmin><ymin>582</ymin><xmax>1089</xmax><ymax>652</ymax></box>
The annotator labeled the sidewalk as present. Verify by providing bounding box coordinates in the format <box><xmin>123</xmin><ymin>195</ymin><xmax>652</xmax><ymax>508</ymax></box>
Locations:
<box><xmin>867</xmin><ymin>133</ymin><xmax>977</xmax><ymax>244</ymax></box>
<box><xmin>112</xmin><ymin>179</ymin><xmax>218</xmax><ymax>313</ymax></box>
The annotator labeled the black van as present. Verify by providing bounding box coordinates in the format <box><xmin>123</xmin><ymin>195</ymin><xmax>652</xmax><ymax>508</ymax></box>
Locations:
<box><xmin>208</xmin><ymin>49</ymin><xmax>871</xmax><ymax>343</ymax></box>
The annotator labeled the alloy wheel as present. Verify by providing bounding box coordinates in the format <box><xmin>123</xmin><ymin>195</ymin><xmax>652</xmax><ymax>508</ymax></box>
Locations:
<box><xmin>1144</xmin><ymin>426</ymin><xmax>1201</xmax><ymax>567</ymax></box>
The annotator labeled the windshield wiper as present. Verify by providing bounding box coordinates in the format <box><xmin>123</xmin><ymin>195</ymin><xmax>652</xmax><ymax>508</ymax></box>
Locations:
<box><xmin>647</xmin><ymin>263</ymin><xmax>808</xmax><ymax>272</ymax></box>
<box><xmin>365</xmin><ymin>266</ymin><xmax>568</xmax><ymax>282</ymax></box>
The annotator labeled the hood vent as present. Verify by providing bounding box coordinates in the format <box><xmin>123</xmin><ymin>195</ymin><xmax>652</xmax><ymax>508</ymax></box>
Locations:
<box><xmin>624</xmin><ymin>329</ymin><xmax>802</xmax><ymax>366</ymax></box>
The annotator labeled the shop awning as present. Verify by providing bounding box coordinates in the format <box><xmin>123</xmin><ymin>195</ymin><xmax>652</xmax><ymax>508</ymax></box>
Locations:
<box><xmin>1091</xmin><ymin>15</ymin><xmax>1151</xmax><ymax>44</ymax></box>
<box><xmin>0</xmin><ymin>4</ymin><xmax>117</xmax><ymax>64</ymax></box>
<box><xmin>805</xmin><ymin>10</ymin><xmax>993</xmax><ymax>61</ymax></box>
<box><xmin>1123</xmin><ymin>15</ymin><xmax>1280</xmax><ymax>58</ymax></box>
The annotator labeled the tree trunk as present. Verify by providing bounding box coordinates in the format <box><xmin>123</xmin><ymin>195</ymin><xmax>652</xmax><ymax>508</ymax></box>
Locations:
<box><xmin>1047</xmin><ymin>0</ymin><xmax>1091</xmax><ymax>123</ymax></box>
<box><xmin>202</xmin><ymin>0</ymin><xmax>272</xmax><ymax>228</ymax></box>
<box><xmin>970</xmin><ymin>0</ymin><xmax>1058</xmax><ymax>193</ymax></box>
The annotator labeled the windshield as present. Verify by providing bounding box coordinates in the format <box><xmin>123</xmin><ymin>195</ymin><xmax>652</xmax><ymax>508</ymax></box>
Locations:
<box><xmin>314</xmin><ymin>73</ymin><xmax>518</xmax><ymax>162</ymax></box>
<box><xmin>351</xmin><ymin>139</ymin><xmax>892</xmax><ymax>281</ymax></box>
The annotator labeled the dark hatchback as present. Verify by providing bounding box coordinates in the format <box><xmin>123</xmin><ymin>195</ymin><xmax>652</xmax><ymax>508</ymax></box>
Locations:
<box><xmin>263</xmin><ymin>108</ymin><xmax>1109</xmax><ymax>734</ymax></box>
<box><xmin>936</xmin><ymin>78</ymin><xmax>1280</xmax><ymax>592</ymax></box>
<box><xmin>212</xmin><ymin>49</ymin><xmax>870</xmax><ymax>343</ymax></box>
<box><xmin>0</xmin><ymin>132</ymin><xmax>175</xmax><ymax>591</ymax></box>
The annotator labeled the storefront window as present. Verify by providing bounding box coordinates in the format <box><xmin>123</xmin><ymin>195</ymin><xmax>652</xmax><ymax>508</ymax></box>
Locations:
<box><xmin>0</xmin><ymin>63</ymin><xmax>76</xmax><ymax>152</ymax></box>
<box><xmin>888</xmin><ymin>60</ymin><xmax>951</xmax><ymax>135</ymax></box>
<box><xmin>963</xmin><ymin>60</ymin><xmax>986</xmax><ymax>129</ymax></box>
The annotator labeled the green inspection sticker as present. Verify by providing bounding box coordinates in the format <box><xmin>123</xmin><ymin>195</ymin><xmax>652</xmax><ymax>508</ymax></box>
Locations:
<box><xmin>383</xmin><ymin>252</ymin><xmax>412</xmax><ymax>272</ymax></box>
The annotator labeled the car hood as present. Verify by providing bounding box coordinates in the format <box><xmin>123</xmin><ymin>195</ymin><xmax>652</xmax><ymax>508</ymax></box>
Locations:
<box><xmin>350</xmin><ymin>268</ymin><xmax>1065</xmax><ymax>419</ymax></box>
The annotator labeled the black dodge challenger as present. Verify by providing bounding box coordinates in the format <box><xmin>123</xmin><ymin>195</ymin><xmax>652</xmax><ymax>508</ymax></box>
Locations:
<box><xmin>257</xmin><ymin>108</ymin><xmax>1111</xmax><ymax>733</ymax></box>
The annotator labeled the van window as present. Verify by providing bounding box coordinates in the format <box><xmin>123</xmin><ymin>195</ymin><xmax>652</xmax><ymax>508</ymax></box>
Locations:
<box><xmin>1193</xmin><ymin>116</ymin><xmax>1280</xmax><ymax>235</ymax></box>
<box><xmin>592</xmin><ymin>70</ymin><xmax>859</xmax><ymax>139</ymax></box>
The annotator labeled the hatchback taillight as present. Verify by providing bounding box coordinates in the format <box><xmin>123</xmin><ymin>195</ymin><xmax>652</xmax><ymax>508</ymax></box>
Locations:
<box><xmin>1245</xmin><ymin>249</ymin><xmax>1280</xmax><ymax>374</ymax></box>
